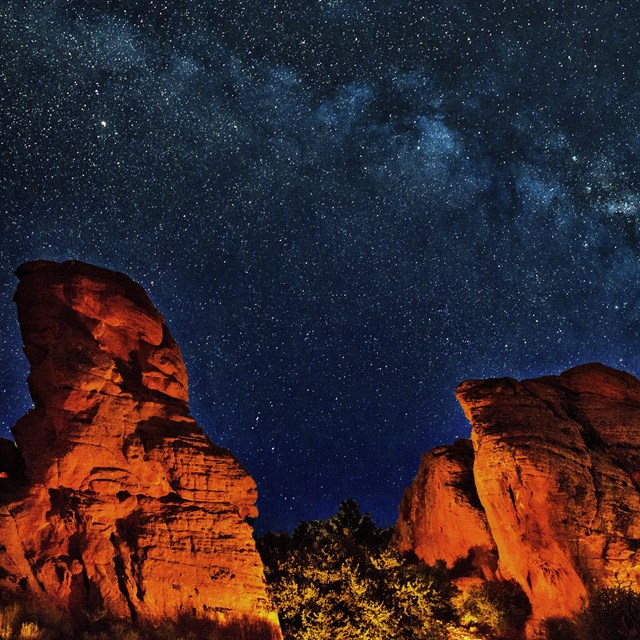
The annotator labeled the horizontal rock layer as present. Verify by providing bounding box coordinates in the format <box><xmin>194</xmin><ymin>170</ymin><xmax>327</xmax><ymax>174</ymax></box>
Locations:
<box><xmin>0</xmin><ymin>260</ymin><xmax>280</xmax><ymax>634</ymax></box>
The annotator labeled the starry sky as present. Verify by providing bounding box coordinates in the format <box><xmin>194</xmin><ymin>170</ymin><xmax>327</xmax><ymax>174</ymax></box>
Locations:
<box><xmin>1</xmin><ymin>0</ymin><xmax>640</xmax><ymax>532</ymax></box>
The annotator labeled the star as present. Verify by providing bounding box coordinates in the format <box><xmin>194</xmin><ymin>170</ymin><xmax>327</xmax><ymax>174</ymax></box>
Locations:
<box><xmin>0</xmin><ymin>0</ymin><xmax>638</xmax><ymax>532</ymax></box>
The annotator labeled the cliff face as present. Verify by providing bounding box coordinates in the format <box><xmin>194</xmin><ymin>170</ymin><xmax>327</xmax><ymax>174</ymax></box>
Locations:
<box><xmin>0</xmin><ymin>260</ymin><xmax>280</xmax><ymax>633</ymax></box>
<box><xmin>397</xmin><ymin>363</ymin><xmax>640</xmax><ymax>626</ymax></box>
<box><xmin>395</xmin><ymin>439</ymin><xmax>497</xmax><ymax>580</ymax></box>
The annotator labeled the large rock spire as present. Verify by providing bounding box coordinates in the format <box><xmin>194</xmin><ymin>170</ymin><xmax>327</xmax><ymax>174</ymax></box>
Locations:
<box><xmin>0</xmin><ymin>260</ymin><xmax>280</xmax><ymax>635</ymax></box>
<box><xmin>397</xmin><ymin>363</ymin><xmax>640</xmax><ymax>631</ymax></box>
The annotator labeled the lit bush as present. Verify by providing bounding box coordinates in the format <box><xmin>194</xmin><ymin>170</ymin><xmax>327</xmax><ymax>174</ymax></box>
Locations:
<box><xmin>18</xmin><ymin>621</ymin><xmax>44</xmax><ymax>640</ymax></box>
<box><xmin>455</xmin><ymin>579</ymin><xmax>531</xmax><ymax>638</ymax></box>
<box><xmin>258</xmin><ymin>499</ymin><xmax>455</xmax><ymax>640</ymax></box>
<box><xmin>0</xmin><ymin>604</ymin><xmax>21</xmax><ymax>640</ymax></box>
<box><xmin>150</xmin><ymin>614</ymin><xmax>281</xmax><ymax>640</ymax></box>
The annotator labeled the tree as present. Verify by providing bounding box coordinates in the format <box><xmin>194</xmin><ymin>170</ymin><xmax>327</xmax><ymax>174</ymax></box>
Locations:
<box><xmin>257</xmin><ymin>500</ymin><xmax>455</xmax><ymax>640</ymax></box>
<box><xmin>455</xmin><ymin>579</ymin><xmax>531</xmax><ymax>639</ymax></box>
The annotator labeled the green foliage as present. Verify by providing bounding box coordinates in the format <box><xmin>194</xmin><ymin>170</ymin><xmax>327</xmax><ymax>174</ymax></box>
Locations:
<box><xmin>543</xmin><ymin>585</ymin><xmax>640</xmax><ymax>640</ymax></box>
<box><xmin>258</xmin><ymin>499</ymin><xmax>456</xmax><ymax>640</ymax></box>
<box><xmin>455</xmin><ymin>579</ymin><xmax>531</xmax><ymax>638</ymax></box>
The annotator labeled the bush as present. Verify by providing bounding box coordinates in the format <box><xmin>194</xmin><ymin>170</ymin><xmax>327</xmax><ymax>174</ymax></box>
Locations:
<box><xmin>577</xmin><ymin>585</ymin><xmax>640</xmax><ymax>640</ymax></box>
<box><xmin>543</xmin><ymin>586</ymin><xmax>640</xmax><ymax>640</ymax></box>
<box><xmin>455</xmin><ymin>579</ymin><xmax>531</xmax><ymax>638</ymax></box>
<box><xmin>543</xmin><ymin>616</ymin><xmax>578</xmax><ymax>640</ymax></box>
<box><xmin>258</xmin><ymin>499</ymin><xmax>457</xmax><ymax>640</ymax></box>
<box><xmin>0</xmin><ymin>604</ymin><xmax>21</xmax><ymax>640</ymax></box>
<box><xmin>0</xmin><ymin>600</ymin><xmax>279</xmax><ymax>640</ymax></box>
<box><xmin>18</xmin><ymin>622</ymin><xmax>45</xmax><ymax>640</ymax></box>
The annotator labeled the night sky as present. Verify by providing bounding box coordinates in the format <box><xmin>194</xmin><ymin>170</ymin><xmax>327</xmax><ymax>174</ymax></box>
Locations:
<box><xmin>2</xmin><ymin>0</ymin><xmax>640</xmax><ymax>532</ymax></box>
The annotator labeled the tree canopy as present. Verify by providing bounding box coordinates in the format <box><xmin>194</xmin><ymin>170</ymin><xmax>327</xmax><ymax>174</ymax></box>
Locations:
<box><xmin>257</xmin><ymin>499</ymin><xmax>456</xmax><ymax>640</ymax></box>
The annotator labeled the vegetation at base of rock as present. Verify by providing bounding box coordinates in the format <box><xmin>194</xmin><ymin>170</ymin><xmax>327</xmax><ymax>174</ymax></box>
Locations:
<box><xmin>454</xmin><ymin>579</ymin><xmax>531</xmax><ymax>638</ymax></box>
<box><xmin>544</xmin><ymin>585</ymin><xmax>640</xmax><ymax>640</ymax></box>
<box><xmin>0</xmin><ymin>600</ymin><xmax>70</xmax><ymax>640</ymax></box>
<box><xmin>0</xmin><ymin>600</ymin><xmax>279</xmax><ymax>640</ymax></box>
<box><xmin>258</xmin><ymin>499</ymin><xmax>457</xmax><ymax>640</ymax></box>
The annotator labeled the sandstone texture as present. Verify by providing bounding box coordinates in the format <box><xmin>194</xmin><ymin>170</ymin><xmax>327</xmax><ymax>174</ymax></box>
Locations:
<box><xmin>396</xmin><ymin>439</ymin><xmax>497</xmax><ymax>580</ymax></box>
<box><xmin>397</xmin><ymin>363</ymin><xmax>640</xmax><ymax>626</ymax></box>
<box><xmin>0</xmin><ymin>260</ymin><xmax>280</xmax><ymax>633</ymax></box>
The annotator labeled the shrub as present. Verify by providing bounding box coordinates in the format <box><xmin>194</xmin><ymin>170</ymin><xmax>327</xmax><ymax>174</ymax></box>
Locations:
<box><xmin>542</xmin><ymin>616</ymin><xmax>577</xmax><ymax>640</ymax></box>
<box><xmin>0</xmin><ymin>601</ymin><xmax>280</xmax><ymax>640</ymax></box>
<box><xmin>0</xmin><ymin>604</ymin><xmax>21</xmax><ymax>640</ymax></box>
<box><xmin>575</xmin><ymin>585</ymin><xmax>640</xmax><ymax>640</ymax></box>
<box><xmin>543</xmin><ymin>586</ymin><xmax>640</xmax><ymax>640</ymax></box>
<box><xmin>155</xmin><ymin>615</ymin><xmax>281</xmax><ymax>640</ymax></box>
<box><xmin>217</xmin><ymin>615</ymin><xmax>282</xmax><ymax>640</ymax></box>
<box><xmin>18</xmin><ymin>621</ymin><xmax>44</xmax><ymax>640</ymax></box>
<box><xmin>455</xmin><ymin>579</ymin><xmax>531</xmax><ymax>638</ymax></box>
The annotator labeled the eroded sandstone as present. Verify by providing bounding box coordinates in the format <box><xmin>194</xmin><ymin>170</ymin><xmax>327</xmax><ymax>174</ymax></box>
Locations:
<box><xmin>0</xmin><ymin>260</ymin><xmax>280</xmax><ymax>634</ymax></box>
<box><xmin>395</xmin><ymin>438</ymin><xmax>497</xmax><ymax>580</ymax></box>
<box><xmin>398</xmin><ymin>363</ymin><xmax>640</xmax><ymax>630</ymax></box>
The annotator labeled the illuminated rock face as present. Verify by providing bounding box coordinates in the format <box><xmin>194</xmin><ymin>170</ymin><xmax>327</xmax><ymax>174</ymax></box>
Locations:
<box><xmin>395</xmin><ymin>439</ymin><xmax>497</xmax><ymax>580</ymax></box>
<box><xmin>399</xmin><ymin>363</ymin><xmax>640</xmax><ymax>627</ymax></box>
<box><xmin>0</xmin><ymin>260</ymin><xmax>280</xmax><ymax>633</ymax></box>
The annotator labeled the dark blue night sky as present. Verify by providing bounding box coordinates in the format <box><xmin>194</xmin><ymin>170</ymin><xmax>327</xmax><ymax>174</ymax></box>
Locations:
<box><xmin>1</xmin><ymin>0</ymin><xmax>640</xmax><ymax>531</ymax></box>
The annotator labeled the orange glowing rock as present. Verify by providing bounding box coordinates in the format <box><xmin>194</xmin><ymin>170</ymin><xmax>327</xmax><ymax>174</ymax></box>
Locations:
<box><xmin>398</xmin><ymin>363</ymin><xmax>640</xmax><ymax>632</ymax></box>
<box><xmin>395</xmin><ymin>439</ymin><xmax>498</xmax><ymax>580</ymax></box>
<box><xmin>0</xmin><ymin>260</ymin><xmax>281</xmax><ymax>635</ymax></box>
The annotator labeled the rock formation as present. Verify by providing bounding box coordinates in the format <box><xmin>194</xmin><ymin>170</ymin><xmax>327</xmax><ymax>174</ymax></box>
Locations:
<box><xmin>396</xmin><ymin>439</ymin><xmax>497</xmax><ymax>580</ymax></box>
<box><xmin>0</xmin><ymin>260</ymin><xmax>280</xmax><ymax>635</ymax></box>
<box><xmin>397</xmin><ymin>363</ymin><xmax>640</xmax><ymax>628</ymax></box>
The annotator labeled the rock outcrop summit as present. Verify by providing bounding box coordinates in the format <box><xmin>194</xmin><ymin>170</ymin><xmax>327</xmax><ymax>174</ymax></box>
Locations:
<box><xmin>0</xmin><ymin>260</ymin><xmax>280</xmax><ymax>633</ymax></box>
<box><xmin>397</xmin><ymin>363</ymin><xmax>640</xmax><ymax>629</ymax></box>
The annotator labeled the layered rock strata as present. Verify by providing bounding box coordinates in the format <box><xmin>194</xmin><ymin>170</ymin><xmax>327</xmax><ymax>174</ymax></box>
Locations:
<box><xmin>0</xmin><ymin>260</ymin><xmax>280</xmax><ymax>633</ymax></box>
<box><xmin>397</xmin><ymin>363</ymin><xmax>640</xmax><ymax>625</ymax></box>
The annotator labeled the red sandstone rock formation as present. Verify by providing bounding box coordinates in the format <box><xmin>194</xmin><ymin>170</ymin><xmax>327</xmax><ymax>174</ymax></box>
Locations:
<box><xmin>0</xmin><ymin>260</ymin><xmax>280</xmax><ymax>635</ymax></box>
<box><xmin>398</xmin><ymin>363</ymin><xmax>640</xmax><ymax>629</ymax></box>
<box><xmin>396</xmin><ymin>439</ymin><xmax>497</xmax><ymax>580</ymax></box>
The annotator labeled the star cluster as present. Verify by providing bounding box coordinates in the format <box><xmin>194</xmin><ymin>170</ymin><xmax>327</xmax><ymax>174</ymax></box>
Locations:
<box><xmin>1</xmin><ymin>0</ymin><xmax>640</xmax><ymax>531</ymax></box>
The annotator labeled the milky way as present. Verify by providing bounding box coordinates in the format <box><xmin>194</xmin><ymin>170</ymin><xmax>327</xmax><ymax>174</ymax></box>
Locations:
<box><xmin>2</xmin><ymin>0</ymin><xmax>640</xmax><ymax>531</ymax></box>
